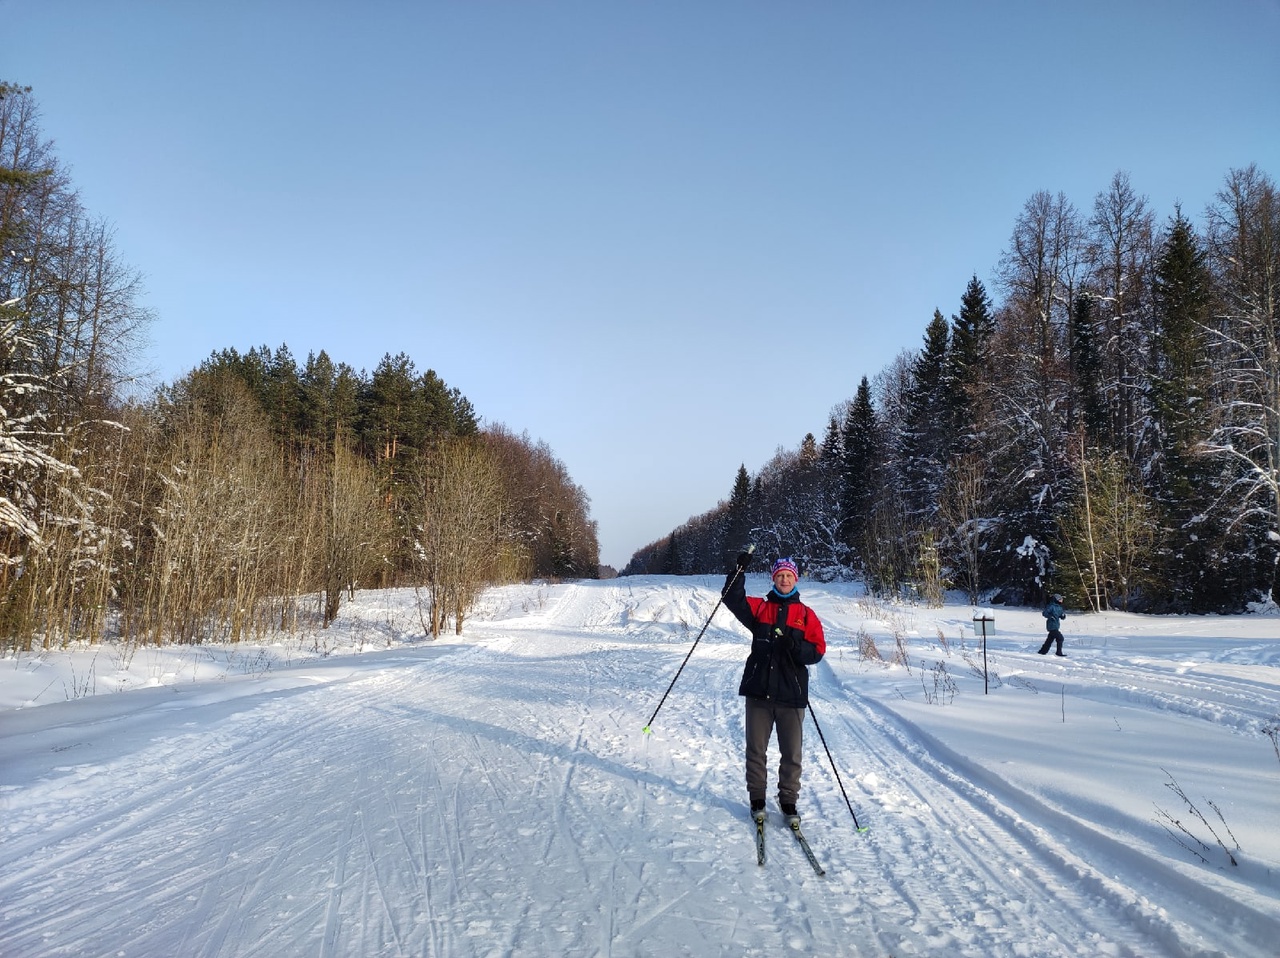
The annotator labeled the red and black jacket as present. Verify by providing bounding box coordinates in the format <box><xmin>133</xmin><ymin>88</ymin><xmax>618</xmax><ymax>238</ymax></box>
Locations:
<box><xmin>721</xmin><ymin>571</ymin><xmax>826</xmax><ymax>708</ymax></box>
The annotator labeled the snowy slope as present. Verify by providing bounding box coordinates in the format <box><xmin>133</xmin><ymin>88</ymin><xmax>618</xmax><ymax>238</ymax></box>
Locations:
<box><xmin>1</xmin><ymin>577</ymin><xmax>1277</xmax><ymax>957</ymax></box>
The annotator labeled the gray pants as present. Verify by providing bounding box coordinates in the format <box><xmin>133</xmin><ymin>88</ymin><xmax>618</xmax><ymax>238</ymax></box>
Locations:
<box><xmin>744</xmin><ymin>696</ymin><xmax>805</xmax><ymax>804</ymax></box>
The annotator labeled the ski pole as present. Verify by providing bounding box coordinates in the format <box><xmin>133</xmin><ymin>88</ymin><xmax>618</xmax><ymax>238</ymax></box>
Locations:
<box><xmin>807</xmin><ymin>701</ymin><xmax>868</xmax><ymax>832</ymax></box>
<box><xmin>643</xmin><ymin>544</ymin><xmax>754</xmax><ymax>734</ymax></box>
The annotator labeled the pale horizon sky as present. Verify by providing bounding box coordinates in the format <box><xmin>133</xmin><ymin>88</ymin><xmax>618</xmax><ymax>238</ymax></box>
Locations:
<box><xmin>7</xmin><ymin>0</ymin><xmax>1279</xmax><ymax>568</ymax></box>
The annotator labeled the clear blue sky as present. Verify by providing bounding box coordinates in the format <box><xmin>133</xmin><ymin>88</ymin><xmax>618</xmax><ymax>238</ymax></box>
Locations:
<box><xmin>8</xmin><ymin>0</ymin><xmax>1278</xmax><ymax>568</ymax></box>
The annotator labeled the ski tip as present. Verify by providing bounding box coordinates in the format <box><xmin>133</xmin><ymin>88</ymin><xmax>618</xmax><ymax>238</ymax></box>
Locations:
<box><xmin>856</xmin><ymin>826</ymin><xmax>870</xmax><ymax>834</ymax></box>
<box><xmin>641</xmin><ymin>725</ymin><xmax>652</xmax><ymax>735</ymax></box>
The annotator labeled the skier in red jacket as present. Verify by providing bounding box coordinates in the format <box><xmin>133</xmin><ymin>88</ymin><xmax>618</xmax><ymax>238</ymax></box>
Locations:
<box><xmin>721</xmin><ymin>553</ymin><xmax>826</xmax><ymax>824</ymax></box>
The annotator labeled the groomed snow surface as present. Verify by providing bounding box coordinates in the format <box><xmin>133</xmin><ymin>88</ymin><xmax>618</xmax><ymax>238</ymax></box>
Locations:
<box><xmin>1</xmin><ymin>576</ymin><xmax>1277</xmax><ymax>957</ymax></box>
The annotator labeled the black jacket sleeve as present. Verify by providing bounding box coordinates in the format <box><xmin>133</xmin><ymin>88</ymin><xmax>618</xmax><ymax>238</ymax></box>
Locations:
<box><xmin>721</xmin><ymin>567</ymin><xmax>756</xmax><ymax>632</ymax></box>
<box><xmin>783</xmin><ymin>626</ymin><xmax>824</xmax><ymax>666</ymax></box>
<box><xmin>772</xmin><ymin>603</ymin><xmax>824</xmax><ymax>667</ymax></box>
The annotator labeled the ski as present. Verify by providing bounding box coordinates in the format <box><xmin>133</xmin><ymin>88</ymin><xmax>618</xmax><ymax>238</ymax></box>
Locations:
<box><xmin>754</xmin><ymin>814</ymin><xmax>766</xmax><ymax>865</ymax></box>
<box><xmin>789</xmin><ymin>820</ymin><xmax>825</xmax><ymax>876</ymax></box>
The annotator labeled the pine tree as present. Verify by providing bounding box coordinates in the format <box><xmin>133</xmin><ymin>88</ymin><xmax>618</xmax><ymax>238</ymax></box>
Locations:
<box><xmin>263</xmin><ymin>344</ymin><xmax>303</xmax><ymax>449</ymax></box>
<box><xmin>299</xmin><ymin>350</ymin><xmax>360</xmax><ymax>446</ymax></box>
<box><xmin>421</xmin><ymin>368</ymin><xmax>478</xmax><ymax>438</ymax></box>
<box><xmin>360</xmin><ymin>352</ymin><xmax>422</xmax><ymax>465</ymax></box>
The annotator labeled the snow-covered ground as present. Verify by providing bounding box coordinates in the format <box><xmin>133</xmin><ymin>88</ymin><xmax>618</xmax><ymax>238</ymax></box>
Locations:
<box><xmin>1</xmin><ymin>576</ymin><xmax>1277</xmax><ymax>957</ymax></box>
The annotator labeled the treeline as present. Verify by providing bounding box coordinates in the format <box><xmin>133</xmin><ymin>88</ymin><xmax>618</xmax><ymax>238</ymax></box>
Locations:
<box><xmin>0</xmin><ymin>83</ymin><xmax>597</xmax><ymax>652</ymax></box>
<box><xmin>625</xmin><ymin>168</ymin><xmax>1279</xmax><ymax>614</ymax></box>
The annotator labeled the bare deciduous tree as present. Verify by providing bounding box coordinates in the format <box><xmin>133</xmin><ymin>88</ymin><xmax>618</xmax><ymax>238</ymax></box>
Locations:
<box><xmin>318</xmin><ymin>435</ymin><xmax>390</xmax><ymax>626</ymax></box>
<box><xmin>415</xmin><ymin>439</ymin><xmax>506</xmax><ymax>637</ymax></box>
<box><xmin>1086</xmin><ymin>171</ymin><xmax>1156</xmax><ymax>459</ymax></box>
<box><xmin>1057</xmin><ymin>447</ymin><xmax>1156</xmax><ymax>611</ymax></box>
<box><xmin>940</xmin><ymin>455</ymin><xmax>989</xmax><ymax>603</ymax></box>
<box><xmin>144</xmin><ymin>375</ymin><xmax>294</xmax><ymax>644</ymax></box>
<box><xmin>1200</xmin><ymin>165</ymin><xmax>1280</xmax><ymax>596</ymax></box>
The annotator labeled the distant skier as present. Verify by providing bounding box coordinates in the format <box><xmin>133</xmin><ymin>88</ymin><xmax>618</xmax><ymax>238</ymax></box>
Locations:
<box><xmin>721</xmin><ymin>554</ymin><xmax>826</xmax><ymax>825</ymax></box>
<box><xmin>1039</xmin><ymin>594</ymin><xmax>1067</xmax><ymax>656</ymax></box>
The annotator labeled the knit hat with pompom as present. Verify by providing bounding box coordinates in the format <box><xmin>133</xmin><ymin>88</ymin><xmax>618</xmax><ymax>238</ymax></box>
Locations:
<box><xmin>770</xmin><ymin>558</ymin><xmax>799</xmax><ymax>580</ymax></box>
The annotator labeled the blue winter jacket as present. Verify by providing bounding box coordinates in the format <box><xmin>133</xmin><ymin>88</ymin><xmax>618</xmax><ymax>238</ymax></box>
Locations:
<box><xmin>1043</xmin><ymin>601</ymin><xmax>1066</xmax><ymax>632</ymax></box>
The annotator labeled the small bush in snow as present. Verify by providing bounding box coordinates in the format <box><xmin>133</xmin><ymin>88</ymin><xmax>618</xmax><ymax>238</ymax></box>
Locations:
<box><xmin>921</xmin><ymin>660</ymin><xmax>957</xmax><ymax>705</ymax></box>
<box><xmin>1154</xmin><ymin>768</ymin><xmax>1241</xmax><ymax>867</ymax></box>
<box><xmin>1263</xmin><ymin>719</ymin><xmax>1280</xmax><ymax>766</ymax></box>
<box><xmin>856</xmin><ymin>626</ymin><xmax>882</xmax><ymax>663</ymax></box>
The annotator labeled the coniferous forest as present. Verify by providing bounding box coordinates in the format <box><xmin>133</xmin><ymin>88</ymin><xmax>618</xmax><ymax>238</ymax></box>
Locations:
<box><xmin>0</xmin><ymin>84</ymin><xmax>598</xmax><ymax>652</ymax></box>
<box><xmin>624</xmin><ymin>169</ymin><xmax>1279</xmax><ymax>615</ymax></box>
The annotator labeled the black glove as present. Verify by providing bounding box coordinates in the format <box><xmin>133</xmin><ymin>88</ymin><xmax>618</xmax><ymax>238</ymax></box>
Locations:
<box><xmin>772</xmin><ymin>624</ymin><xmax>800</xmax><ymax>656</ymax></box>
<box><xmin>735</xmin><ymin>551</ymin><xmax>754</xmax><ymax>572</ymax></box>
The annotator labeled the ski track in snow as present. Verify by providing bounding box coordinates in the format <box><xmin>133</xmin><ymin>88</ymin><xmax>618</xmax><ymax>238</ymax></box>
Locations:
<box><xmin>813</xmin><ymin>676</ymin><xmax>1260</xmax><ymax>958</ymax></box>
<box><xmin>0</xmin><ymin>578</ymin><xmax>1276</xmax><ymax>957</ymax></box>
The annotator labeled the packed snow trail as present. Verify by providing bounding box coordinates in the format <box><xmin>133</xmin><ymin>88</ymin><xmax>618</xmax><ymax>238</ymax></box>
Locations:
<box><xmin>1</xmin><ymin>578</ymin><xmax>1276</xmax><ymax>957</ymax></box>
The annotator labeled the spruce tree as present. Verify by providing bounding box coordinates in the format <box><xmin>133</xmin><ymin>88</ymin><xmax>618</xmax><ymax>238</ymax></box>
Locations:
<box><xmin>1152</xmin><ymin>210</ymin><xmax>1213</xmax><ymax>462</ymax></box>
<box><xmin>898</xmin><ymin>310</ymin><xmax>952</xmax><ymax>526</ymax></box>
<box><xmin>662</xmin><ymin>532</ymin><xmax>679</xmax><ymax>575</ymax></box>
<box><xmin>724</xmin><ymin>464</ymin><xmax>753</xmax><ymax>563</ymax></box>
<box><xmin>820</xmin><ymin>414</ymin><xmax>843</xmax><ymax>470</ymax></box>
<box><xmin>944</xmin><ymin>276</ymin><xmax>996</xmax><ymax>457</ymax></box>
<box><xmin>1150</xmin><ymin>209</ymin><xmax>1224</xmax><ymax>609</ymax></box>
<box><xmin>840</xmin><ymin>377</ymin><xmax>880</xmax><ymax>563</ymax></box>
<box><xmin>1070</xmin><ymin>294</ymin><xmax>1107</xmax><ymax>447</ymax></box>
